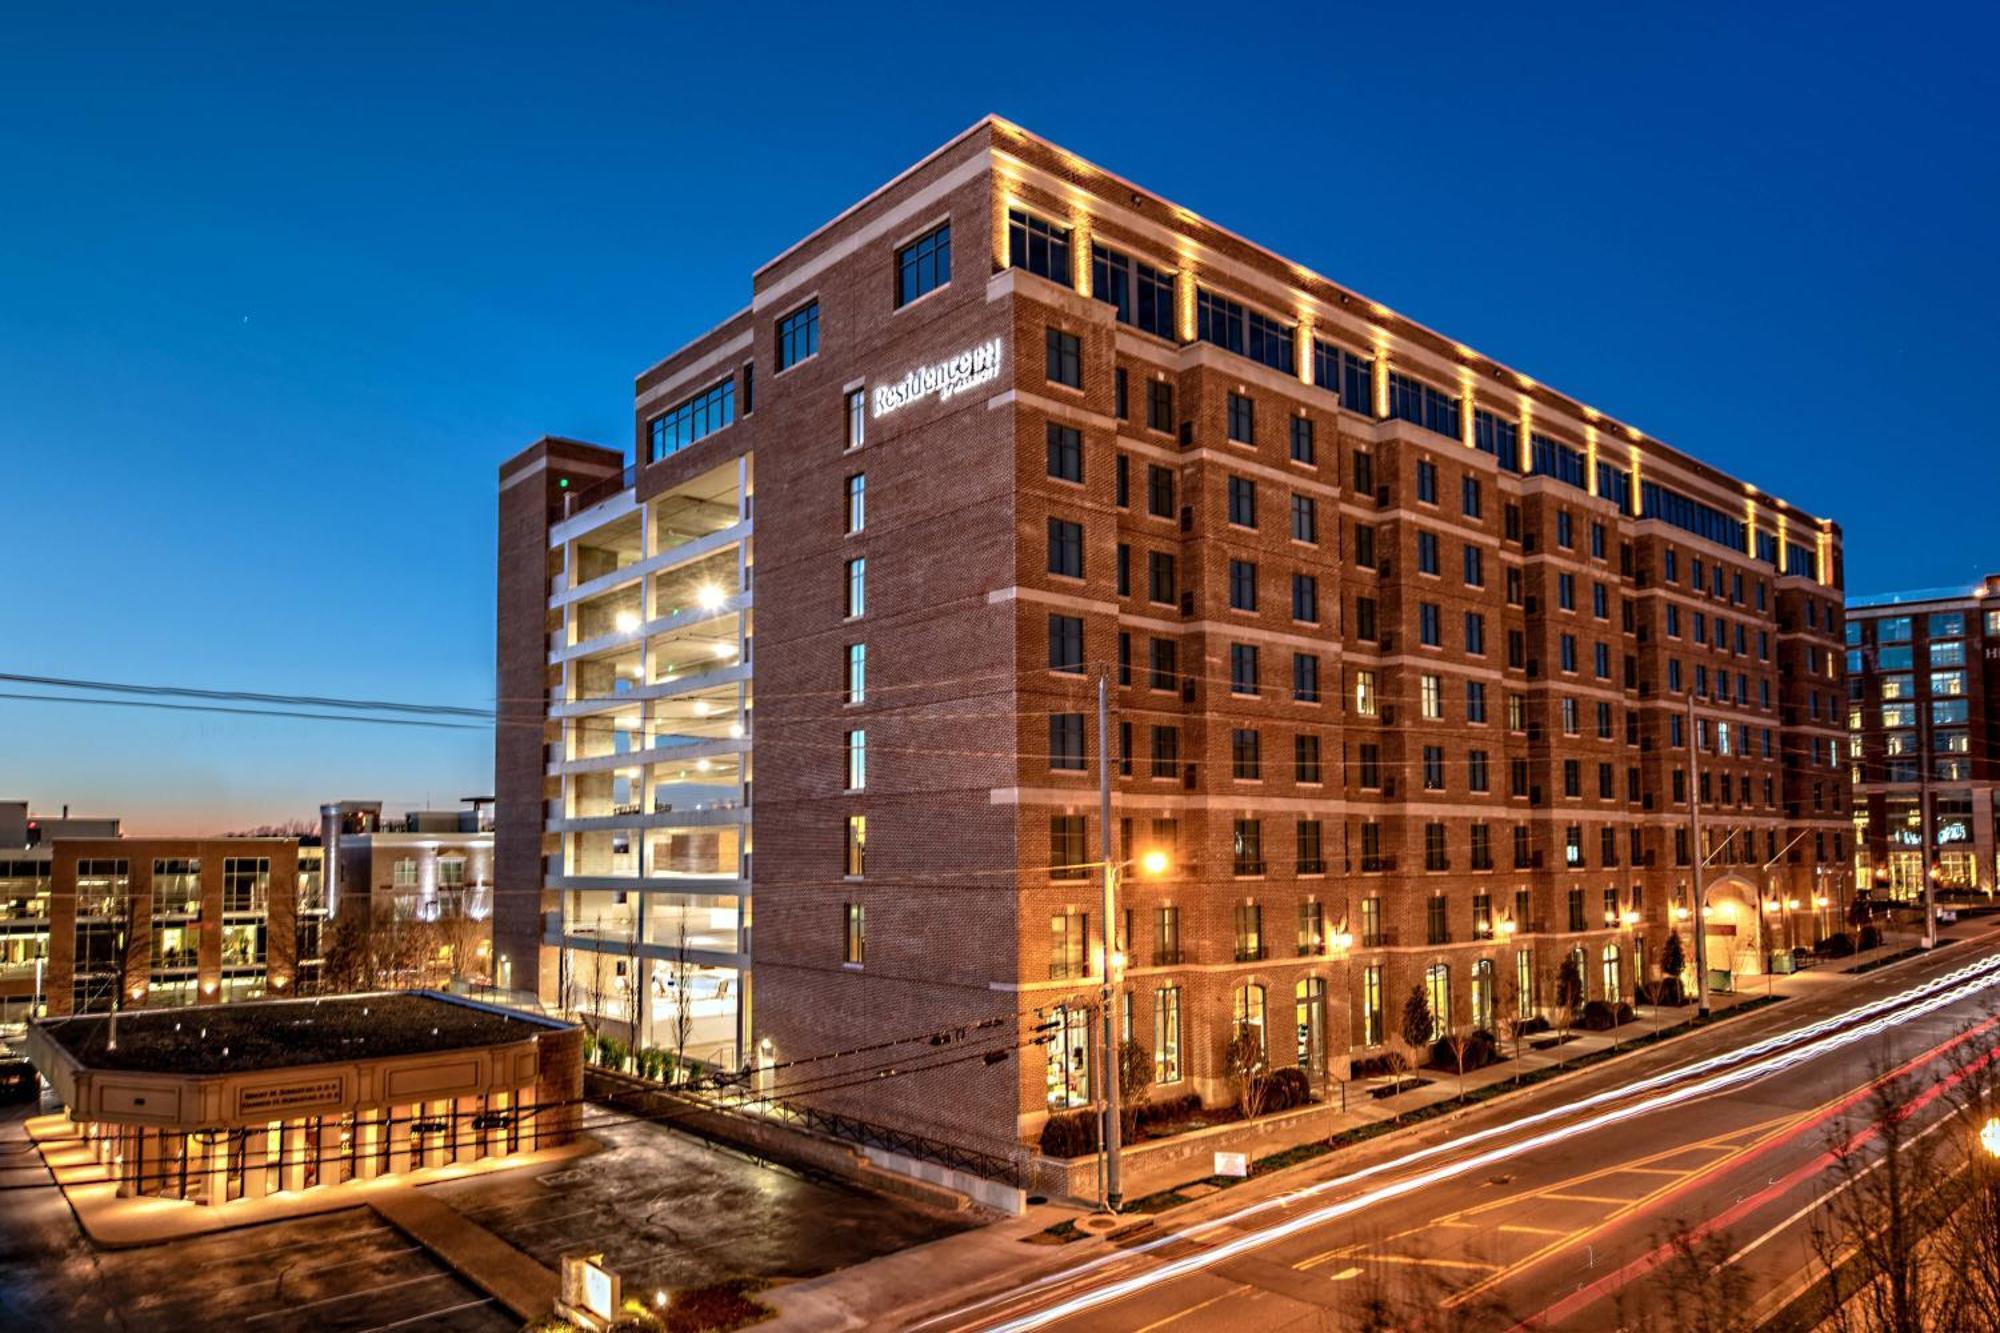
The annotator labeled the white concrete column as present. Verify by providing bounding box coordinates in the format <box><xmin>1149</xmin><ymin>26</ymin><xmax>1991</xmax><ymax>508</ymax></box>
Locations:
<box><xmin>281</xmin><ymin>1120</ymin><xmax>307</xmax><ymax>1192</ymax></box>
<box><xmin>242</xmin><ymin>1122</ymin><xmax>268</xmax><ymax>1199</ymax></box>
<box><xmin>203</xmin><ymin>1133</ymin><xmax>229</xmax><ymax>1207</ymax></box>
<box><xmin>357</xmin><ymin>1109</ymin><xmax>382</xmax><ymax>1180</ymax></box>
<box><xmin>387</xmin><ymin>1104</ymin><xmax>412</xmax><ymax>1176</ymax></box>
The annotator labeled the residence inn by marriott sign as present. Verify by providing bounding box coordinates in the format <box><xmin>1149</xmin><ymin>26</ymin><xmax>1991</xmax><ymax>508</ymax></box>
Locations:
<box><xmin>871</xmin><ymin>337</ymin><xmax>1005</xmax><ymax>418</ymax></box>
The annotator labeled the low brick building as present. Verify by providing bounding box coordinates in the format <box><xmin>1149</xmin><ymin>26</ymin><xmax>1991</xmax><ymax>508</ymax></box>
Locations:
<box><xmin>496</xmin><ymin>117</ymin><xmax>1849</xmax><ymax>1155</ymax></box>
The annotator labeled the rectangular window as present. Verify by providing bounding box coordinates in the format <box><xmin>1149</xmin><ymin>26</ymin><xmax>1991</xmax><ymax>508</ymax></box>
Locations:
<box><xmin>1045</xmin><ymin>327</ymin><xmax>1082</xmax><ymax>388</ymax></box>
<box><xmin>1467</xmin><ymin>680</ymin><xmax>1487</xmax><ymax>723</ymax></box>
<box><xmin>1231</xmin><ymin>643</ymin><xmax>1260</xmax><ymax>695</ymax></box>
<box><xmin>845</xmin><ymin>815</ymin><xmax>867</xmax><ymax>877</ymax></box>
<box><xmin>1047</xmin><ymin>518</ymin><xmax>1083</xmax><ymax>578</ymax></box>
<box><xmin>1046</xmin><ymin>422</ymin><xmax>1083</xmax><ymax>481</ymax></box>
<box><xmin>1290</xmin><ymin>415</ymin><xmax>1315</xmax><ymax>464</ymax></box>
<box><xmin>1232</xmin><ymin>728</ymin><xmax>1261</xmax><ymax>780</ymax></box>
<box><xmin>1389</xmin><ymin>372</ymin><xmax>1462</xmax><ymax>440</ymax></box>
<box><xmin>1148</xmin><ymin>551</ymin><xmax>1176</xmax><ymax>604</ymax></box>
<box><xmin>1228</xmin><ymin>475</ymin><xmax>1257</xmax><ymax>527</ymax></box>
<box><xmin>1148</xmin><ymin>637</ymin><xmax>1178</xmax><ymax>690</ymax></box>
<box><xmin>1416</xmin><ymin>458</ymin><xmax>1438</xmax><ymax>504</ymax></box>
<box><xmin>1154</xmin><ymin>987</ymin><xmax>1182</xmax><ymax>1082</ymax></box>
<box><xmin>1421</xmin><ymin>673</ymin><xmax>1442</xmax><ymax>719</ymax></box>
<box><xmin>1050</xmin><ymin>714</ymin><xmax>1086</xmax><ymax>771</ymax></box>
<box><xmin>845</xmin><ymin>557</ymin><xmax>866</xmax><ymax>617</ymax></box>
<box><xmin>1009</xmin><ymin>209</ymin><xmax>1072</xmax><ymax>284</ymax></box>
<box><xmin>1227</xmin><ymin>392</ymin><xmax>1255</xmax><ymax>444</ymax></box>
<box><xmin>777</xmin><ymin>300</ymin><xmax>820</xmax><ymax>370</ymax></box>
<box><xmin>1229</xmin><ymin>559</ymin><xmax>1258</xmax><ymax>612</ymax></box>
<box><xmin>648</xmin><ymin>377</ymin><xmax>736</xmax><ymax>459</ymax></box>
<box><xmin>1462</xmin><ymin>475</ymin><xmax>1482</xmax><ymax>517</ymax></box>
<box><xmin>845</xmin><ymin>729</ymin><xmax>867</xmax><ymax>790</ymax></box>
<box><xmin>1092</xmin><ymin>243</ymin><xmax>1177</xmax><ymax>340</ymax></box>
<box><xmin>845</xmin><ymin>473</ymin><xmax>866</xmax><ymax>533</ymax></box>
<box><xmin>1050</xmin><ymin>817</ymin><xmax>1089</xmax><ymax>881</ymax></box>
<box><xmin>1049</xmin><ymin>908</ymin><xmax>1088</xmax><ymax>977</ymax></box>
<box><xmin>1465</xmin><ymin>611</ymin><xmax>1486</xmax><ymax>656</ymax></box>
<box><xmin>1233</xmin><ymin>820</ymin><xmax>1264</xmax><ymax>877</ymax></box>
<box><xmin>1147</xmin><ymin>378</ymin><xmax>1174</xmax><ymax>432</ymax></box>
<box><xmin>846</xmin><ymin>388</ymin><xmax>866</xmax><ymax>449</ymax></box>
<box><xmin>1148</xmin><ymin>464</ymin><xmax>1175</xmax><ymax>518</ymax></box>
<box><xmin>1293</xmin><ymin>651</ymin><xmax>1321</xmax><ymax>703</ymax></box>
<box><xmin>896</xmin><ymin>222</ymin><xmax>951</xmax><ymax>307</ymax></box>
<box><xmin>1291</xmin><ymin>494</ymin><xmax>1317</xmax><ymax>544</ymax></box>
<box><xmin>846</xmin><ymin>643</ymin><xmax>866</xmax><ymax>703</ymax></box>
<box><xmin>842</xmin><ymin>903</ymin><xmax>866</xmax><ymax>965</ymax></box>
<box><xmin>1048</xmin><ymin>613</ymin><xmax>1085</xmax><ymax>673</ymax></box>
<box><xmin>1150</xmin><ymin>724</ymin><xmax>1180</xmax><ymax>777</ymax></box>
<box><xmin>1292</xmin><ymin>574</ymin><xmax>1319</xmax><ymax>624</ymax></box>
<box><xmin>1295</xmin><ymin>732</ymin><xmax>1323</xmax><ymax>783</ymax></box>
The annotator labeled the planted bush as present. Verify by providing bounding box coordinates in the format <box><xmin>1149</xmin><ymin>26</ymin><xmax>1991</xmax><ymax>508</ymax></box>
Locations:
<box><xmin>1038</xmin><ymin>1109</ymin><xmax>1099</xmax><ymax>1158</ymax></box>
<box><xmin>1577</xmin><ymin>999</ymin><xmax>1617</xmax><ymax>1031</ymax></box>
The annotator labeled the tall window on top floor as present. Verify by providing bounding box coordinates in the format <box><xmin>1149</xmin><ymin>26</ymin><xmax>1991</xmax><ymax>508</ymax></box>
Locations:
<box><xmin>895</xmin><ymin>222</ymin><xmax>951</xmax><ymax>307</ymax></box>
<box><xmin>1091</xmin><ymin>243</ymin><xmax>1177</xmax><ymax>339</ymax></box>
<box><xmin>1008</xmin><ymin>210</ymin><xmax>1072</xmax><ymax>285</ymax></box>
<box><xmin>777</xmin><ymin>300</ymin><xmax>820</xmax><ymax>371</ymax></box>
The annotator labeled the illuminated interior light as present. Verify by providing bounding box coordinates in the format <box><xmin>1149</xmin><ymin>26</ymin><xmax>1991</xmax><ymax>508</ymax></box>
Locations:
<box><xmin>691</xmin><ymin>701</ymin><xmax>710</xmax><ymax>717</ymax></box>
<box><xmin>614</xmin><ymin>610</ymin><xmax>642</xmax><ymax>635</ymax></box>
<box><xmin>695</xmin><ymin>584</ymin><xmax>726</xmax><ymax>612</ymax></box>
<box><xmin>711</xmin><ymin>641</ymin><xmax>738</xmax><ymax>660</ymax></box>
<box><xmin>728</xmin><ymin>722</ymin><xmax>746</xmax><ymax>739</ymax></box>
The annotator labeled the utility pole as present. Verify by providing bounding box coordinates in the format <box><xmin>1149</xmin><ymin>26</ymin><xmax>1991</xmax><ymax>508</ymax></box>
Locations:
<box><xmin>1918</xmin><ymin>690</ymin><xmax>1937</xmax><ymax>949</ymax></box>
<box><xmin>1688</xmin><ymin>693</ymin><xmax>1709</xmax><ymax>1018</ymax></box>
<box><xmin>1095</xmin><ymin>673</ymin><xmax>1123</xmax><ymax>1212</ymax></box>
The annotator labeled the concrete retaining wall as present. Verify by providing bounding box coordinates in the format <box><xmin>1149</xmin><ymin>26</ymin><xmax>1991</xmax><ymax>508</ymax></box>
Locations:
<box><xmin>583</xmin><ymin>1071</ymin><xmax>1023</xmax><ymax>1215</ymax></box>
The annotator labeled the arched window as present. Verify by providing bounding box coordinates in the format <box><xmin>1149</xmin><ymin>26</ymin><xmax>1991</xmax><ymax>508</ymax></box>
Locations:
<box><xmin>1424</xmin><ymin>963</ymin><xmax>1451</xmax><ymax>1041</ymax></box>
<box><xmin>1233</xmin><ymin>983</ymin><xmax>1267</xmax><ymax>1052</ymax></box>
<box><xmin>1295</xmin><ymin>978</ymin><xmax>1326</xmax><ymax>1081</ymax></box>
<box><xmin>1470</xmin><ymin>959</ymin><xmax>1495</xmax><ymax>1032</ymax></box>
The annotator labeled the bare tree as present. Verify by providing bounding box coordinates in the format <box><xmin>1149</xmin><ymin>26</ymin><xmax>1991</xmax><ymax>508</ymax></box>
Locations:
<box><xmin>669</xmin><ymin>921</ymin><xmax>695</xmax><ymax>1083</ymax></box>
<box><xmin>1611</xmin><ymin>1222</ymin><xmax>1754</xmax><ymax>1333</ymax></box>
<box><xmin>1225</xmin><ymin>1030</ymin><xmax>1270</xmax><ymax>1120</ymax></box>
<box><xmin>1808</xmin><ymin>1053</ymin><xmax>1944</xmax><ymax>1333</ymax></box>
<box><xmin>1442</xmin><ymin>1024</ymin><xmax>1478</xmax><ymax>1099</ymax></box>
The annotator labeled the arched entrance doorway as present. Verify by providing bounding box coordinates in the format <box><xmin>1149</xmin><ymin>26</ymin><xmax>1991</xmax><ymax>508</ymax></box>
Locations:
<box><xmin>1702</xmin><ymin>876</ymin><xmax>1763</xmax><ymax>982</ymax></box>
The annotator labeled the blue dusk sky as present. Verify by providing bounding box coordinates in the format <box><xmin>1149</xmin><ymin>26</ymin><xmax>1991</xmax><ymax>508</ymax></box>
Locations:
<box><xmin>2</xmin><ymin>2</ymin><xmax>1994</xmax><ymax>833</ymax></box>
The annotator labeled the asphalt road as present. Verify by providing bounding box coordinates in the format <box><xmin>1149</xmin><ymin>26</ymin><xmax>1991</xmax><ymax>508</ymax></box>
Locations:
<box><xmin>936</xmin><ymin>939</ymin><xmax>2000</xmax><ymax>1332</ymax></box>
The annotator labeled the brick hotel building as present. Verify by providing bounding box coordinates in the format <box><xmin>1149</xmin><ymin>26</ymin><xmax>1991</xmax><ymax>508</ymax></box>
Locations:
<box><xmin>1846</xmin><ymin>577</ymin><xmax>2000</xmax><ymax>900</ymax></box>
<box><xmin>496</xmin><ymin>117</ymin><xmax>1849</xmax><ymax>1154</ymax></box>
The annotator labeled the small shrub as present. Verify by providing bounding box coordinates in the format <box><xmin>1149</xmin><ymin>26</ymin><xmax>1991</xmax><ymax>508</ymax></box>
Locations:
<box><xmin>1817</xmin><ymin>931</ymin><xmax>1855</xmax><ymax>958</ymax></box>
<box><xmin>1577</xmin><ymin>999</ymin><xmax>1617</xmax><ymax>1031</ymax></box>
<box><xmin>1431</xmin><ymin>1031</ymin><xmax>1498</xmax><ymax>1072</ymax></box>
<box><xmin>1513</xmin><ymin>1015</ymin><xmax>1552</xmax><ymax>1037</ymax></box>
<box><xmin>1614</xmin><ymin>1002</ymin><xmax>1635</xmax><ymax>1026</ymax></box>
<box><xmin>1038</xmin><ymin>1109</ymin><xmax>1099</xmax><ymax>1158</ymax></box>
<box><xmin>1859</xmin><ymin>924</ymin><xmax>1883</xmax><ymax>950</ymax></box>
<box><xmin>1273</xmin><ymin>1067</ymin><xmax>1312</xmax><ymax>1107</ymax></box>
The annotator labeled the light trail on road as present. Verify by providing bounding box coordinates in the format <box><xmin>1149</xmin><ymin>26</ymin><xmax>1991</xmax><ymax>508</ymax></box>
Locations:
<box><xmin>929</xmin><ymin>950</ymin><xmax>2000</xmax><ymax>1329</ymax></box>
<box><xmin>972</xmin><ymin>957</ymin><xmax>2000</xmax><ymax>1331</ymax></box>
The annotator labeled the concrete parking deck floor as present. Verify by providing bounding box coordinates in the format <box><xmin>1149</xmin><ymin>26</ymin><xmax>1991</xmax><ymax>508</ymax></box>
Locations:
<box><xmin>0</xmin><ymin>1106</ymin><xmax>515</xmax><ymax>1333</ymax></box>
<box><xmin>425</xmin><ymin>1106</ymin><xmax>975</xmax><ymax>1300</ymax></box>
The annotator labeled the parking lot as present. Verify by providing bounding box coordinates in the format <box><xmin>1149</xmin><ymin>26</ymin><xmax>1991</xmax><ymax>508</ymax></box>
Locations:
<box><xmin>0</xmin><ymin>1098</ymin><xmax>970</xmax><ymax>1329</ymax></box>
<box><xmin>0</xmin><ymin>1103</ymin><xmax>513</xmax><ymax>1333</ymax></box>
<box><xmin>427</xmin><ymin>1105</ymin><xmax>973</xmax><ymax>1299</ymax></box>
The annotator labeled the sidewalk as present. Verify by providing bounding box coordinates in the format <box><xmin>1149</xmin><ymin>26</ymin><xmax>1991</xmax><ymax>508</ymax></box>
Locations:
<box><xmin>370</xmin><ymin>1184</ymin><xmax>558</xmax><ymax>1321</ymax></box>
<box><xmin>765</xmin><ymin>922</ymin><xmax>1997</xmax><ymax>1330</ymax></box>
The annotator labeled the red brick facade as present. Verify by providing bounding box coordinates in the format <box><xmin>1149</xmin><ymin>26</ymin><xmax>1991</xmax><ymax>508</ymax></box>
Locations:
<box><xmin>496</xmin><ymin>117</ymin><xmax>1848</xmax><ymax>1155</ymax></box>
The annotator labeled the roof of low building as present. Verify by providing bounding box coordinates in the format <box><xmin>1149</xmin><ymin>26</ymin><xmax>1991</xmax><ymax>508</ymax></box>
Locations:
<box><xmin>36</xmin><ymin>991</ymin><xmax>569</xmax><ymax>1076</ymax></box>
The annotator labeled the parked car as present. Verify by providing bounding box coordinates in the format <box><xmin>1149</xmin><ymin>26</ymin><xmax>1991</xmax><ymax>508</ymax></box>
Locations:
<box><xmin>0</xmin><ymin>1056</ymin><xmax>38</xmax><ymax>1103</ymax></box>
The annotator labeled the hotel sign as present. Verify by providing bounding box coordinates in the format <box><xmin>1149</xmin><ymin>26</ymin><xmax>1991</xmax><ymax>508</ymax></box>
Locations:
<box><xmin>871</xmin><ymin>338</ymin><xmax>1005</xmax><ymax>418</ymax></box>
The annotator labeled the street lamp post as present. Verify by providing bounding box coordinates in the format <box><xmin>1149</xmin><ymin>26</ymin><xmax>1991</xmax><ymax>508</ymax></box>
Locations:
<box><xmin>1093</xmin><ymin>673</ymin><xmax>1170</xmax><ymax>1214</ymax></box>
